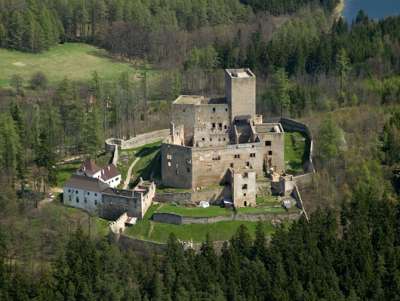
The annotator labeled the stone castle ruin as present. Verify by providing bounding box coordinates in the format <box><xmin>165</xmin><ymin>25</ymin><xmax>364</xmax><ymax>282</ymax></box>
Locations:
<box><xmin>161</xmin><ymin>69</ymin><xmax>286</xmax><ymax>207</ymax></box>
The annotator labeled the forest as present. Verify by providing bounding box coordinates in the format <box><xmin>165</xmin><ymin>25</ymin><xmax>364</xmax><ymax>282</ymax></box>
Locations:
<box><xmin>2</xmin><ymin>0</ymin><xmax>400</xmax><ymax>299</ymax></box>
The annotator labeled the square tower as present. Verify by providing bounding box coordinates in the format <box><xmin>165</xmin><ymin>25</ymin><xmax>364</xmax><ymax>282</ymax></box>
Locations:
<box><xmin>225</xmin><ymin>68</ymin><xmax>256</xmax><ymax>122</ymax></box>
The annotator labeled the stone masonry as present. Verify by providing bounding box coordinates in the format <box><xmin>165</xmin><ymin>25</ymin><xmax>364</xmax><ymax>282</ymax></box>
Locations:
<box><xmin>161</xmin><ymin>68</ymin><xmax>285</xmax><ymax>207</ymax></box>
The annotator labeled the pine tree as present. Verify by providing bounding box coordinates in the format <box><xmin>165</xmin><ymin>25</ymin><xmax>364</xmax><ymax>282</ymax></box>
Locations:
<box><xmin>0</xmin><ymin>113</ymin><xmax>21</xmax><ymax>185</ymax></box>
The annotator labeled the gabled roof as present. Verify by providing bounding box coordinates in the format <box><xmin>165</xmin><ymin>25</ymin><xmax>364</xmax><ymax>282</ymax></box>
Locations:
<box><xmin>79</xmin><ymin>159</ymin><xmax>101</xmax><ymax>174</ymax></box>
<box><xmin>100</xmin><ymin>164</ymin><xmax>120</xmax><ymax>181</ymax></box>
<box><xmin>64</xmin><ymin>174</ymin><xmax>108</xmax><ymax>192</ymax></box>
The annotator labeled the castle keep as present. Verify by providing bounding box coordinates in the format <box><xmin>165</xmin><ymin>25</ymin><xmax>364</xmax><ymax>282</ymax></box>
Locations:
<box><xmin>161</xmin><ymin>69</ymin><xmax>285</xmax><ymax>207</ymax></box>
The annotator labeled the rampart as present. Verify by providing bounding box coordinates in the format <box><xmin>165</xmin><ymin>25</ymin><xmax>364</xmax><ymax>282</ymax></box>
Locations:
<box><xmin>109</xmin><ymin>212</ymin><xmax>128</xmax><ymax>234</ymax></box>
<box><xmin>105</xmin><ymin>129</ymin><xmax>169</xmax><ymax>152</ymax></box>
<box><xmin>105</xmin><ymin>129</ymin><xmax>169</xmax><ymax>166</ymax></box>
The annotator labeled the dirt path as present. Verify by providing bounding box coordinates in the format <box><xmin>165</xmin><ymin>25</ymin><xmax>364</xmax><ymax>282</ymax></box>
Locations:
<box><xmin>123</xmin><ymin>157</ymin><xmax>140</xmax><ymax>189</ymax></box>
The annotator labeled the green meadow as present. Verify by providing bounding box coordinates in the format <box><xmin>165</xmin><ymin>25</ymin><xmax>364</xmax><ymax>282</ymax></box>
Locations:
<box><xmin>0</xmin><ymin>43</ymin><xmax>137</xmax><ymax>87</ymax></box>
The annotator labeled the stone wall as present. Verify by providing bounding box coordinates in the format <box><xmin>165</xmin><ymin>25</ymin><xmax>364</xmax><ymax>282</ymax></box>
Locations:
<box><xmin>268</xmin><ymin>117</ymin><xmax>315</xmax><ymax>173</ymax></box>
<box><xmin>161</xmin><ymin>144</ymin><xmax>193</xmax><ymax>188</ymax></box>
<box><xmin>191</xmin><ymin>142</ymin><xmax>266</xmax><ymax>188</ymax></box>
<box><xmin>225</xmin><ymin>69</ymin><xmax>256</xmax><ymax>122</ymax></box>
<box><xmin>154</xmin><ymin>186</ymin><xmax>227</xmax><ymax>205</ymax></box>
<box><xmin>152</xmin><ymin>211</ymin><xmax>300</xmax><ymax>225</ymax></box>
<box><xmin>105</xmin><ymin>129</ymin><xmax>169</xmax><ymax>170</ymax></box>
<box><xmin>109</xmin><ymin>212</ymin><xmax>127</xmax><ymax>234</ymax></box>
<box><xmin>105</xmin><ymin>129</ymin><xmax>169</xmax><ymax>152</ymax></box>
<box><xmin>100</xmin><ymin>193</ymin><xmax>139</xmax><ymax>220</ymax></box>
<box><xmin>193</xmin><ymin>103</ymin><xmax>230</xmax><ymax>148</ymax></box>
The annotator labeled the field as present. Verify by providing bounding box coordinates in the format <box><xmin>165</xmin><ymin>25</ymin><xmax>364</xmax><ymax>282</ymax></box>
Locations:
<box><xmin>285</xmin><ymin>131</ymin><xmax>307</xmax><ymax>174</ymax></box>
<box><xmin>0</xmin><ymin>43</ymin><xmax>137</xmax><ymax>87</ymax></box>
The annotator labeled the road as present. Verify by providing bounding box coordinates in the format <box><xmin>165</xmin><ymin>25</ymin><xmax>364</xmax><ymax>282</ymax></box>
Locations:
<box><xmin>123</xmin><ymin>157</ymin><xmax>140</xmax><ymax>189</ymax></box>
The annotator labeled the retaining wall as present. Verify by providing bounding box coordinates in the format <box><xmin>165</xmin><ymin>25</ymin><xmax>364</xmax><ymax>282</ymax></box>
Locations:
<box><xmin>152</xmin><ymin>211</ymin><xmax>300</xmax><ymax>225</ymax></box>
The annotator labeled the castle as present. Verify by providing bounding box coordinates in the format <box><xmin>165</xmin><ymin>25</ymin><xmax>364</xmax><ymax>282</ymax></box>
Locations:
<box><xmin>161</xmin><ymin>69</ymin><xmax>285</xmax><ymax>207</ymax></box>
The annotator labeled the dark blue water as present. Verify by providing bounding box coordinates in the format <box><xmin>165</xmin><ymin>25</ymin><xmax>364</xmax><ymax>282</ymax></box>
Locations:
<box><xmin>343</xmin><ymin>0</ymin><xmax>400</xmax><ymax>22</ymax></box>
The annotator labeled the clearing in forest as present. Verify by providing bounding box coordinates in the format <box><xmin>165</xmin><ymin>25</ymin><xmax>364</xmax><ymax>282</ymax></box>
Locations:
<box><xmin>0</xmin><ymin>43</ymin><xmax>139</xmax><ymax>87</ymax></box>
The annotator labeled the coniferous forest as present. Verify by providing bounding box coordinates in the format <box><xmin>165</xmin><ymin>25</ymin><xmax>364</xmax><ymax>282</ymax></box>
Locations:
<box><xmin>3</xmin><ymin>0</ymin><xmax>400</xmax><ymax>300</ymax></box>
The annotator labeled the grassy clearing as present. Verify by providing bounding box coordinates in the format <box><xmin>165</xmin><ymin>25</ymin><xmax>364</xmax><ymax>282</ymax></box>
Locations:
<box><xmin>55</xmin><ymin>162</ymin><xmax>81</xmax><ymax>187</ymax></box>
<box><xmin>0</xmin><ymin>43</ymin><xmax>137</xmax><ymax>87</ymax></box>
<box><xmin>285</xmin><ymin>131</ymin><xmax>307</xmax><ymax>174</ymax></box>
<box><xmin>157</xmin><ymin>204</ymin><xmax>232</xmax><ymax>217</ymax></box>
<box><xmin>125</xmin><ymin>219</ymin><xmax>275</xmax><ymax>243</ymax></box>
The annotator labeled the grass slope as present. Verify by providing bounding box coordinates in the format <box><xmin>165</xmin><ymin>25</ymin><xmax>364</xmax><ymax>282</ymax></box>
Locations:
<box><xmin>0</xmin><ymin>43</ymin><xmax>136</xmax><ymax>87</ymax></box>
<box><xmin>118</xmin><ymin>141</ymin><xmax>162</xmax><ymax>188</ymax></box>
<box><xmin>285</xmin><ymin>131</ymin><xmax>307</xmax><ymax>174</ymax></box>
<box><xmin>126</xmin><ymin>218</ymin><xmax>275</xmax><ymax>243</ymax></box>
<box><xmin>125</xmin><ymin>204</ymin><xmax>278</xmax><ymax>243</ymax></box>
<box><xmin>157</xmin><ymin>204</ymin><xmax>232</xmax><ymax>217</ymax></box>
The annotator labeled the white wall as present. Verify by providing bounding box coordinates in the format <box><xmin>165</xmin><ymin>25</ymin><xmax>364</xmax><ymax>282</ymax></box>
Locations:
<box><xmin>104</xmin><ymin>175</ymin><xmax>121</xmax><ymax>188</ymax></box>
<box><xmin>63</xmin><ymin>186</ymin><xmax>102</xmax><ymax>213</ymax></box>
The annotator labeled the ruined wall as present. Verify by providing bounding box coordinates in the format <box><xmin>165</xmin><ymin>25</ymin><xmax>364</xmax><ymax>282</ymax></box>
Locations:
<box><xmin>140</xmin><ymin>182</ymin><xmax>156</xmax><ymax>218</ymax></box>
<box><xmin>155</xmin><ymin>186</ymin><xmax>228</xmax><ymax>204</ymax></box>
<box><xmin>232</xmin><ymin>170</ymin><xmax>257</xmax><ymax>207</ymax></box>
<box><xmin>105</xmin><ymin>129</ymin><xmax>170</xmax><ymax>152</ymax></box>
<box><xmin>109</xmin><ymin>212</ymin><xmax>127</xmax><ymax>234</ymax></box>
<box><xmin>172</xmin><ymin>103</ymin><xmax>196</xmax><ymax>145</ymax></box>
<box><xmin>100</xmin><ymin>194</ymin><xmax>139</xmax><ymax>220</ymax></box>
<box><xmin>256</xmin><ymin>131</ymin><xmax>285</xmax><ymax>174</ymax></box>
<box><xmin>191</xmin><ymin>142</ymin><xmax>266</xmax><ymax>188</ymax></box>
<box><xmin>161</xmin><ymin>144</ymin><xmax>193</xmax><ymax>188</ymax></box>
<box><xmin>193</xmin><ymin>103</ymin><xmax>230</xmax><ymax>147</ymax></box>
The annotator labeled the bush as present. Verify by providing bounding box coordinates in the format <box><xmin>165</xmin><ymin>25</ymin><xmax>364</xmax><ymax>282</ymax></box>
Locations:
<box><xmin>30</xmin><ymin>72</ymin><xmax>48</xmax><ymax>90</ymax></box>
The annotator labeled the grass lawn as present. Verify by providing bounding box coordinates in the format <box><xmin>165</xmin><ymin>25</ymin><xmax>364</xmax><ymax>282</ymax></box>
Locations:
<box><xmin>285</xmin><ymin>131</ymin><xmax>307</xmax><ymax>174</ymax></box>
<box><xmin>55</xmin><ymin>162</ymin><xmax>81</xmax><ymax>187</ymax></box>
<box><xmin>256</xmin><ymin>195</ymin><xmax>281</xmax><ymax>206</ymax></box>
<box><xmin>118</xmin><ymin>141</ymin><xmax>162</xmax><ymax>187</ymax></box>
<box><xmin>125</xmin><ymin>219</ymin><xmax>276</xmax><ymax>243</ymax></box>
<box><xmin>237</xmin><ymin>206</ymin><xmax>286</xmax><ymax>214</ymax></box>
<box><xmin>0</xmin><ymin>43</ymin><xmax>137</xmax><ymax>87</ymax></box>
<box><xmin>157</xmin><ymin>204</ymin><xmax>233</xmax><ymax>217</ymax></box>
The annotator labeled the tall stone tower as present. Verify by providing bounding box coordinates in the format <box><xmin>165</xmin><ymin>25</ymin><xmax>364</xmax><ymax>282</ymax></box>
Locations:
<box><xmin>225</xmin><ymin>68</ymin><xmax>256</xmax><ymax>122</ymax></box>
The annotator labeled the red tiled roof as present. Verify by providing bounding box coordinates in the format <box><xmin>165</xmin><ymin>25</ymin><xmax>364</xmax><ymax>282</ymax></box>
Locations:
<box><xmin>100</xmin><ymin>164</ymin><xmax>120</xmax><ymax>181</ymax></box>
<box><xmin>79</xmin><ymin>159</ymin><xmax>101</xmax><ymax>174</ymax></box>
